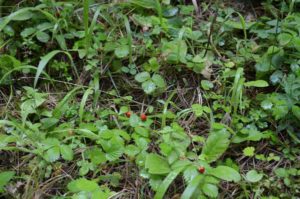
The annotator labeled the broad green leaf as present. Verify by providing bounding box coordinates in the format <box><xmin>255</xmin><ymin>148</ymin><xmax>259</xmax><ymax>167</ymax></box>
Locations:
<box><xmin>87</xmin><ymin>148</ymin><xmax>106</xmax><ymax>165</ymax></box>
<box><xmin>202</xmin><ymin>183</ymin><xmax>218</xmax><ymax>198</ymax></box>
<box><xmin>245</xmin><ymin>170</ymin><xmax>263</xmax><ymax>183</ymax></box>
<box><xmin>201</xmin><ymin>80</ymin><xmax>214</xmax><ymax>90</ymax></box>
<box><xmin>36</xmin><ymin>31</ymin><xmax>50</xmax><ymax>43</ymax></box>
<box><xmin>292</xmin><ymin>106</ymin><xmax>300</xmax><ymax>120</ymax></box>
<box><xmin>129</xmin><ymin>114</ymin><xmax>140</xmax><ymax>127</ymax></box>
<box><xmin>243</xmin><ymin>147</ymin><xmax>255</xmax><ymax>157</ymax></box>
<box><xmin>68</xmin><ymin>178</ymin><xmax>99</xmax><ymax>192</ymax></box>
<box><xmin>114</xmin><ymin>45</ymin><xmax>129</xmax><ymax>58</ymax></box>
<box><xmin>0</xmin><ymin>171</ymin><xmax>15</xmax><ymax>193</ymax></box>
<box><xmin>261</xmin><ymin>100</ymin><xmax>273</xmax><ymax>110</ymax></box>
<box><xmin>45</xmin><ymin>146</ymin><xmax>60</xmax><ymax>162</ymax></box>
<box><xmin>277</xmin><ymin>33</ymin><xmax>293</xmax><ymax>46</ymax></box>
<box><xmin>125</xmin><ymin>145</ymin><xmax>140</xmax><ymax>157</ymax></box>
<box><xmin>145</xmin><ymin>153</ymin><xmax>170</xmax><ymax>175</ymax></box>
<box><xmin>244</xmin><ymin>80</ymin><xmax>269</xmax><ymax>87</ymax></box>
<box><xmin>60</xmin><ymin>145</ymin><xmax>74</xmax><ymax>161</ymax></box>
<box><xmin>192</xmin><ymin>104</ymin><xmax>203</xmax><ymax>117</ymax></box>
<box><xmin>211</xmin><ymin>166</ymin><xmax>241</xmax><ymax>182</ymax></box>
<box><xmin>201</xmin><ymin>128</ymin><xmax>230</xmax><ymax>163</ymax></box>
<box><xmin>152</xmin><ymin>74</ymin><xmax>166</xmax><ymax>88</ymax></box>
<box><xmin>21</xmin><ymin>27</ymin><xmax>36</xmax><ymax>37</ymax></box>
<box><xmin>135</xmin><ymin>72</ymin><xmax>150</xmax><ymax>83</ymax></box>
<box><xmin>142</xmin><ymin>80</ymin><xmax>156</xmax><ymax>94</ymax></box>
<box><xmin>41</xmin><ymin>118</ymin><xmax>59</xmax><ymax>129</ymax></box>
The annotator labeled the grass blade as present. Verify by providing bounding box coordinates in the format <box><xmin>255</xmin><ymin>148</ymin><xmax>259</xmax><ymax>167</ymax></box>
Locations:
<box><xmin>181</xmin><ymin>175</ymin><xmax>203</xmax><ymax>199</ymax></box>
<box><xmin>0</xmin><ymin>65</ymin><xmax>52</xmax><ymax>85</ymax></box>
<box><xmin>34</xmin><ymin>50</ymin><xmax>77</xmax><ymax>88</ymax></box>
<box><xmin>53</xmin><ymin>87</ymin><xmax>82</xmax><ymax>119</ymax></box>
<box><xmin>154</xmin><ymin>167</ymin><xmax>184</xmax><ymax>199</ymax></box>
<box><xmin>79</xmin><ymin>88</ymin><xmax>93</xmax><ymax>123</ymax></box>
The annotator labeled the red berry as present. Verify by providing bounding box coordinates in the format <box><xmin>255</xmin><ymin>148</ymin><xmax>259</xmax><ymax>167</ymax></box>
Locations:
<box><xmin>140</xmin><ymin>113</ymin><xmax>147</xmax><ymax>121</ymax></box>
<box><xmin>125</xmin><ymin>111</ymin><xmax>131</xmax><ymax>118</ymax></box>
<box><xmin>198</xmin><ymin>166</ymin><xmax>205</xmax><ymax>174</ymax></box>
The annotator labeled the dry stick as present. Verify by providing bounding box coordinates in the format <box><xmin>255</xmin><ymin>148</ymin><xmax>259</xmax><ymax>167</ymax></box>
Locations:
<box><xmin>192</xmin><ymin>0</ymin><xmax>200</xmax><ymax>17</ymax></box>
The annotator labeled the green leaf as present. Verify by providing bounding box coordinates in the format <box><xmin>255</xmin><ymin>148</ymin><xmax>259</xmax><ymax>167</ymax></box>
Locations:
<box><xmin>154</xmin><ymin>167</ymin><xmax>184</xmax><ymax>199</ymax></box>
<box><xmin>261</xmin><ymin>100</ymin><xmax>273</xmax><ymax>110</ymax></box>
<box><xmin>79</xmin><ymin>88</ymin><xmax>93</xmax><ymax>122</ymax></box>
<box><xmin>181</xmin><ymin>175</ymin><xmax>203</xmax><ymax>199</ymax></box>
<box><xmin>145</xmin><ymin>153</ymin><xmax>171</xmax><ymax>175</ymax></box>
<box><xmin>45</xmin><ymin>146</ymin><xmax>60</xmax><ymax>162</ymax></box>
<box><xmin>41</xmin><ymin>118</ymin><xmax>59</xmax><ymax>129</ymax></box>
<box><xmin>191</xmin><ymin>104</ymin><xmax>203</xmax><ymax>117</ymax></box>
<box><xmin>277</xmin><ymin>33</ymin><xmax>293</xmax><ymax>46</ymax></box>
<box><xmin>114</xmin><ymin>45</ymin><xmax>129</xmax><ymax>58</ymax></box>
<box><xmin>87</xmin><ymin>148</ymin><xmax>107</xmax><ymax>165</ymax></box>
<box><xmin>21</xmin><ymin>27</ymin><xmax>36</xmax><ymax>37</ymax></box>
<box><xmin>201</xmin><ymin>128</ymin><xmax>230</xmax><ymax>163</ymax></box>
<box><xmin>134</xmin><ymin>126</ymin><xmax>149</xmax><ymax>137</ymax></box>
<box><xmin>135</xmin><ymin>72</ymin><xmax>150</xmax><ymax>83</ymax></box>
<box><xmin>142</xmin><ymin>80</ymin><xmax>156</xmax><ymax>94</ymax></box>
<box><xmin>36</xmin><ymin>31</ymin><xmax>50</xmax><ymax>43</ymax></box>
<box><xmin>244</xmin><ymin>80</ymin><xmax>269</xmax><ymax>87</ymax></box>
<box><xmin>129</xmin><ymin>114</ymin><xmax>140</xmax><ymax>127</ymax></box>
<box><xmin>68</xmin><ymin>178</ymin><xmax>99</xmax><ymax>192</ymax></box>
<box><xmin>245</xmin><ymin>170</ymin><xmax>263</xmax><ymax>183</ymax></box>
<box><xmin>210</xmin><ymin>166</ymin><xmax>241</xmax><ymax>182</ymax></box>
<box><xmin>34</xmin><ymin>50</ymin><xmax>75</xmax><ymax>87</ymax></box>
<box><xmin>292</xmin><ymin>106</ymin><xmax>300</xmax><ymax>120</ymax></box>
<box><xmin>60</xmin><ymin>145</ymin><xmax>74</xmax><ymax>161</ymax></box>
<box><xmin>201</xmin><ymin>80</ymin><xmax>214</xmax><ymax>90</ymax></box>
<box><xmin>0</xmin><ymin>171</ymin><xmax>15</xmax><ymax>193</ymax></box>
<box><xmin>52</xmin><ymin>87</ymin><xmax>82</xmax><ymax>119</ymax></box>
<box><xmin>243</xmin><ymin>147</ymin><xmax>255</xmax><ymax>157</ymax></box>
<box><xmin>125</xmin><ymin>145</ymin><xmax>140</xmax><ymax>157</ymax></box>
<box><xmin>152</xmin><ymin>74</ymin><xmax>166</xmax><ymax>88</ymax></box>
<box><xmin>202</xmin><ymin>183</ymin><xmax>218</xmax><ymax>198</ymax></box>
<box><xmin>129</xmin><ymin>0</ymin><xmax>157</xmax><ymax>9</ymax></box>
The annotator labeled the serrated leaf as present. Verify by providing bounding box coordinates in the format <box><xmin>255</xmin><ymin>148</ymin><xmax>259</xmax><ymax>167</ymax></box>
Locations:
<box><xmin>145</xmin><ymin>153</ymin><xmax>170</xmax><ymax>175</ymax></box>
<box><xmin>243</xmin><ymin>147</ymin><xmax>255</xmax><ymax>157</ymax></box>
<box><xmin>87</xmin><ymin>148</ymin><xmax>107</xmax><ymax>165</ymax></box>
<box><xmin>152</xmin><ymin>74</ymin><xmax>166</xmax><ymax>88</ymax></box>
<box><xmin>211</xmin><ymin>166</ymin><xmax>241</xmax><ymax>182</ymax></box>
<box><xmin>191</xmin><ymin>104</ymin><xmax>203</xmax><ymax>117</ymax></box>
<box><xmin>201</xmin><ymin>128</ymin><xmax>230</xmax><ymax>163</ymax></box>
<box><xmin>60</xmin><ymin>145</ymin><xmax>74</xmax><ymax>161</ymax></box>
<box><xmin>202</xmin><ymin>183</ymin><xmax>218</xmax><ymax>198</ymax></box>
